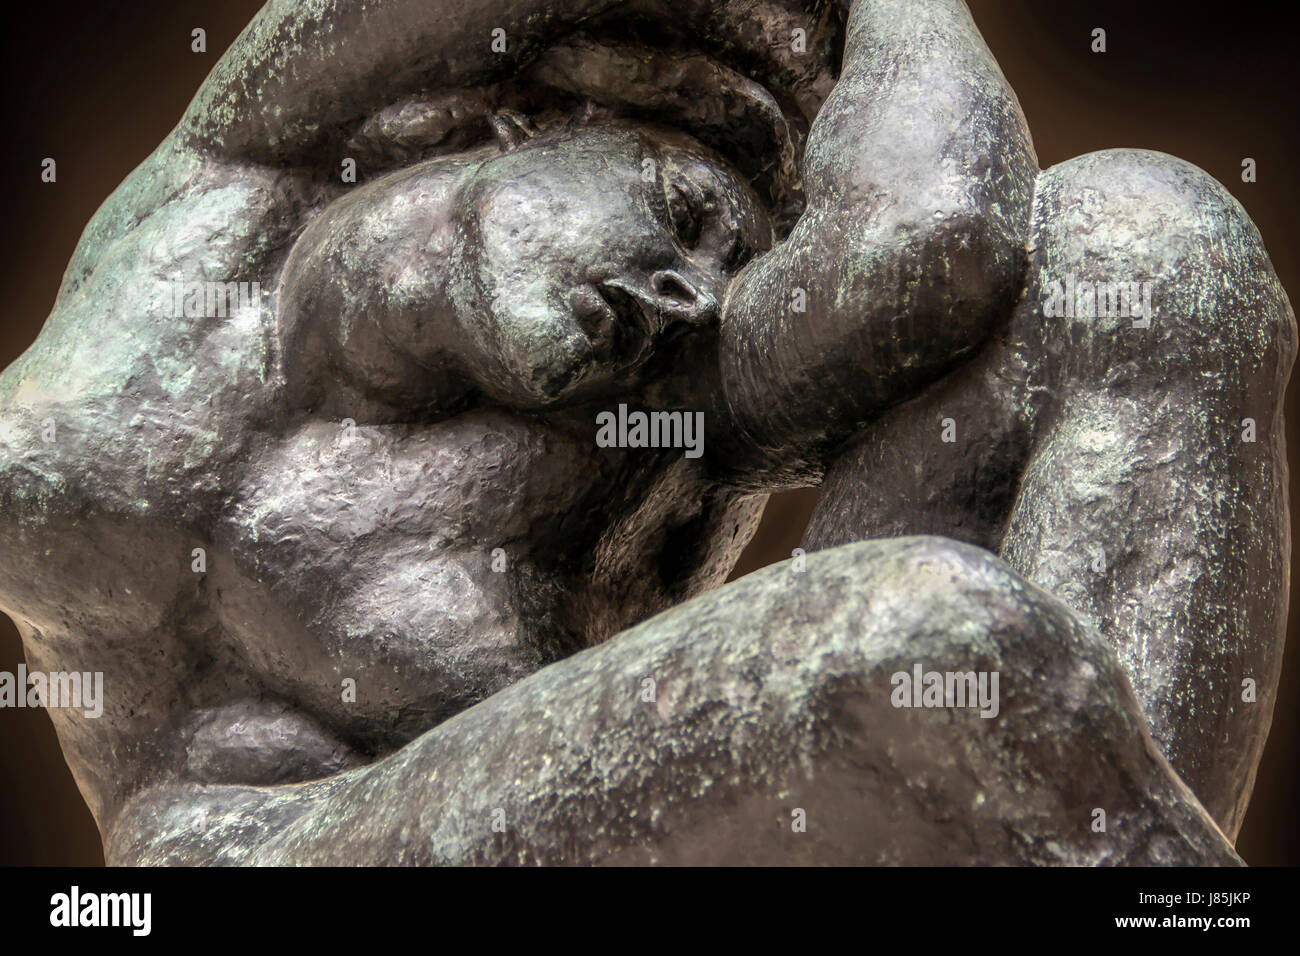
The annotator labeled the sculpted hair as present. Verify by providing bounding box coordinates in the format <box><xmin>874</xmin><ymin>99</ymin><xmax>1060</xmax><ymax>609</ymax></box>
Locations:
<box><xmin>345</xmin><ymin>26</ymin><xmax>843</xmax><ymax>235</ymax></box>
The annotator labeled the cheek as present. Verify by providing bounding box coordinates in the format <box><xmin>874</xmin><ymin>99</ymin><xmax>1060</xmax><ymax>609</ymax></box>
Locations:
<box><xmin>489</xmin><ymin>297</ymin><xmax>595</xmax><ymax>405</ymax></box>
<box><xmin>474</xmin><ymin>189</ymin><xmax>558</xmax><ymax>271</ymax></box>
<box><xmin>449</xmin><ymin>173</ymin><xmax>676</xmax><ymax>404</ymax></box>
<box><xmin>448</xmin><ymin>217</ymin><xmax>596</xmax><ymax>406</ymax></box>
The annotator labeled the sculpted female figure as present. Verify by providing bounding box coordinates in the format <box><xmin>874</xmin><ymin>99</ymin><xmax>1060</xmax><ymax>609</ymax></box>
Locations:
<box><xmin>0</xmin><ymin>0</ymin><xmax>1290</xmax><ymax>864</ymax></box>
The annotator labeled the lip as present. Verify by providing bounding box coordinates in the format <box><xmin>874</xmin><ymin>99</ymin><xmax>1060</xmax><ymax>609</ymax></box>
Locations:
<box><xmin>596</xmin><ymin>278</ymin><xmax>658</xmax><ymax>362</ymax></box>
<box><xmin>569</xmin><ymin>279</ymin><xmax>656</xmax><ymax>368</ymax></box>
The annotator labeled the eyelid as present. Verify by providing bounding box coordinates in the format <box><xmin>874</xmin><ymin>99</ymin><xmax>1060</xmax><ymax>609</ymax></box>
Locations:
<box><xmin>665</xmin><ymin>176</ymin><xmax>753</xmax><ymax>270</ymax></box>
<box><xmin>665</xmin><ymin>174</ymin><xmax>706</xmax><ymax>212</ymax></box>
<box><xmin>665</xmin><ymin>178</ymin><xmax>705</xmax><ymax>246</ymax></box>
<box><xmin>723</xmin><ymin>236</ymin><xmax>756</xmax><ymax>273</ymax></box>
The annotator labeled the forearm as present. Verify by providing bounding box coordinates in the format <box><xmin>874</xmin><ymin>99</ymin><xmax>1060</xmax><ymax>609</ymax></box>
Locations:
<box><xmin>177</xmin><ymin>0</ymin><xmax>831</xmax><ymax>166</ymax></box>
<box><xmin>718</xmin><ymin>0</ymin><xmax>1038</xmax><ymax>481</ymax></box>
<box><xmin>176</xmin><ymin>0</ymin><xmax>616</xmax><ymax>162</ymax></box>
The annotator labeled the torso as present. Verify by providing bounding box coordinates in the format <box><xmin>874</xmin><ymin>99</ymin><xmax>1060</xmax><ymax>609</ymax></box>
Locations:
<box><xmin>212</xmin><ymin>401</ymin><xmax>761</xmax><ymax>760</ymax></box>
<box><xmin>0</xmin><ymin>144</ymin><xmax>762</xmax><ymax>818</ymax></box>
<box><xmin>0</xmin><ymin>382</ymin><xmax>760</xmax><ymax>808</ymax></box>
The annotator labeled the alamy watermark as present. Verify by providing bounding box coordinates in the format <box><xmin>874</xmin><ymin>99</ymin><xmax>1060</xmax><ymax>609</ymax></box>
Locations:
<box><xmin>1042</xmin><ymin>272</ymin><xmax>1156</xmax><ymax>327</ymax></box>
<box><xmin>890</xmin><ymin>663</ymin><xmax>999</xmax><ymax>718</ymax></box>
<box><xmin>50</xmin><ymin>886</ymin><xmax>150</xmax><ymax>936</ymax></box>
<box><xmin>159</xmin><ymin>274</ymin><xmax>263</xmax><ymax>319</ymax></box>
<box><xmin>0</xmin><ymin>665</ymin><xmax>103</xmax><ymax>718</ymax></box>
<box><xmin>596</xmin><ymin>404</ymin><xmax>704</xmax><ymax>459</ymax></box>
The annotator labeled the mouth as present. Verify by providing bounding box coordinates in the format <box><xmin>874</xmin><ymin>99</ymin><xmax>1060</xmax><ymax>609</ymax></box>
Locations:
<box><xmin>571</xmin><ymin>279</ymin><xmax>657</xmax><ymax>368</ymax></box>
<box><xmin>602</xmin><ymin>280</ymin><xmax>662</xmax><ymax>363</ymax></box>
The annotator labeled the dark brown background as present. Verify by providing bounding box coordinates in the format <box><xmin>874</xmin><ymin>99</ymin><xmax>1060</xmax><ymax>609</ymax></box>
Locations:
<box><xmin>1</xmin><ymin>0</ymin><xmax>1295</xmax><ymax>865</ymax></box>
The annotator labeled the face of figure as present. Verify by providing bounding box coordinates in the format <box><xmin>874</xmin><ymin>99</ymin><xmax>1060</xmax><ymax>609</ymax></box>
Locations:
<box><xmin>447</xmin><ymin>123</ymin><xmax>772</xmax><ymax>406</ymax></box>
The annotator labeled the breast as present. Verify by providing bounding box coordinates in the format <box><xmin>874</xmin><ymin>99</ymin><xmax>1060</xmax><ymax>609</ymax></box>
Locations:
<box><xmin>210</xmin><ymin>404</ymin><xmax>730</xmax><ymax>754</ymax></box>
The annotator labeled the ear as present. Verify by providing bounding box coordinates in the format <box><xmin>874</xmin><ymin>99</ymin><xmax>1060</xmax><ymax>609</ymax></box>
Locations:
<box><xmin>490</xmin><ymin>109</ymin><xmax>536</xmax><ymax>150</ymax></box>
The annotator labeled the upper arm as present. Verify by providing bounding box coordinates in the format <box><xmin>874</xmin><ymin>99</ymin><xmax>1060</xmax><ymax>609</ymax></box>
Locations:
<box><xmin>714</xmin><ymin>0</ymin><xmax>1038</xmax><ymax>485</ymax></box>
<box><xmin>176</xmin><ymin>0</ymin><xmax>620</xmax><ymax>163</ymax></box>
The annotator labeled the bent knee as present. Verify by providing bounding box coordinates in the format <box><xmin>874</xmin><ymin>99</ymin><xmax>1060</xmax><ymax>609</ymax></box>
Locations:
<box><xmin>1021</xmin><ymin>149</ymin><xmax>1295</xmax><ymax>397</ymax></box>
<box><xmin>768</xmin><ymin>535</ymin><xmax>1093</xmax><ymax>670</ymax></box>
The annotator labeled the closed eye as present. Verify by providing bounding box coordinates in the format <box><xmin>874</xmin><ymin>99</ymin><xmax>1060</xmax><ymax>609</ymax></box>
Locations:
<box><xmin>666</xmin><ymin>180</ymin><xmax>705</xmax><ymax>249</ymax></box>
<box><xmin>723</xmin><ymin>238</ymin><xmax>757</xmax><ymax>273</ymax></box>
<box><xmin>665</xmin><ymin>174</ymin><xmax>757</xmax><ymax>273</ymax></box>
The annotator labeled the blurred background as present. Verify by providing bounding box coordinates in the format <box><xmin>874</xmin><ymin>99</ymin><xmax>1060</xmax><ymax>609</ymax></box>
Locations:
<box><xmin>1</xmin><ymin>0</ymin><xmax>1296</xmax><ymax>865</ymax></box>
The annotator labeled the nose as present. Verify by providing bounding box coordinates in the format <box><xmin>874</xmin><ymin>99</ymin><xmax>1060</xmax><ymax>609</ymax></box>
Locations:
<box><xmin>649</xmin><ymin>269</ymin><xmax>718</xmax><ymax>326</ymax></box>
<box><xmin>579</xmin><ymin>267</ymin><xmax>720</xmax><ymax>364</ymax></box>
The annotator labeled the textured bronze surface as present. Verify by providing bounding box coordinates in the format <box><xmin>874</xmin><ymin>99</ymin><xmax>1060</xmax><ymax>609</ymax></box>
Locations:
<box><xmin>0</xmin><ymin>0</ymin><xmax>1290</xmax><ymax>864</ymax></box>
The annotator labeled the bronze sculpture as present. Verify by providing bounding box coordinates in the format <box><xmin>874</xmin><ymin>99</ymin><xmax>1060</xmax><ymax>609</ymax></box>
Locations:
<box><xmin>0</xmin><ymin>0</ymin><xmax>1291</xmax><ymax>864</ymax></box>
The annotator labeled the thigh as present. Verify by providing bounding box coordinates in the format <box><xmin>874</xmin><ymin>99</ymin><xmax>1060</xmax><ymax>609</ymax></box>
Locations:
<box><xmin>111</xmin><ymin>537</ymin><xmax>1238</xmax><ymax>865</ymax></box>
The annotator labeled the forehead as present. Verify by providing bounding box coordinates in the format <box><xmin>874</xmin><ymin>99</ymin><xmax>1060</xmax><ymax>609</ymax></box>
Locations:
<box><xmin>466</xmin><ymin>121</ymin><xmax>773</xmax><ymax>244</ymax></box>
<box><xmin>490</xmin><ymin>123</ymin><xmax>758</xmax><ymax>197</ymax></box>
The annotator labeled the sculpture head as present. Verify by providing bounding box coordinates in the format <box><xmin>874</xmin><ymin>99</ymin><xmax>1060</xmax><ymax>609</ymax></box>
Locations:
<box><xmin>447</xmin><ymin>122</ymin><xmax>773</xmax><ymax>405</ymax></box>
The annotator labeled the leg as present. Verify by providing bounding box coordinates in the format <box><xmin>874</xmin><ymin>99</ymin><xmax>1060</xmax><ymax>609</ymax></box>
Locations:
<box><xmin>808</xmin><ymin>151</ymin><xmax>1294</xmax><ymax>841</ymax></box>
<box><xmin>108</xmin><ymin>537</ymin><xmax>1237</xmax><ymax>865</ymax></box>
<box><xmin>1000</xmin><ymin>150</ymin><xmax>1295</xmax><ymax>839</ymax></box>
